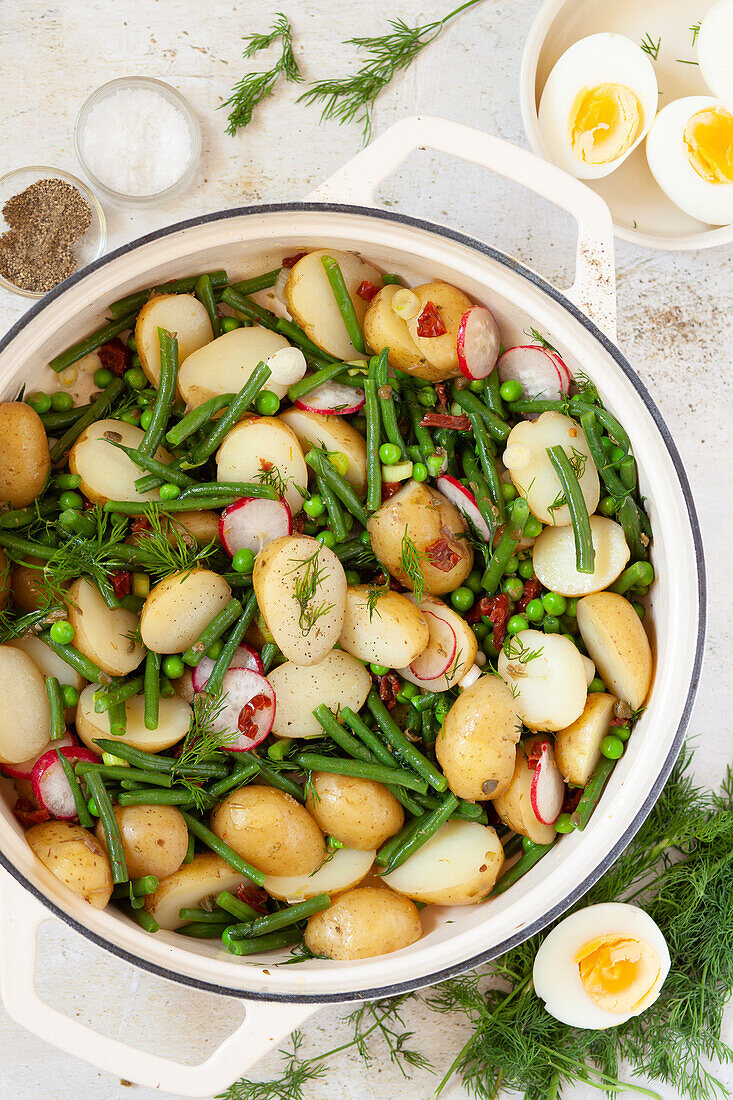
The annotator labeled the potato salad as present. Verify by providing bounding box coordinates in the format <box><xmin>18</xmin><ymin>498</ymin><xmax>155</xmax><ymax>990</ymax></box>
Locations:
<box><xmin>0</xmin><ymin>250</ymin><xmax>654</xmax><ymax>961</ymax></box>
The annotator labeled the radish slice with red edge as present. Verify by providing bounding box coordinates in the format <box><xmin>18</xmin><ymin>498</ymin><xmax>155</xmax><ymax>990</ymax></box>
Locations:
<box><xmin>456</xmin><ymin>305</ymin><xmax>501</xmax><ymax>381</ymax></box>
<box><xmin>294</xmin><ymin>381</ymin><xmax>365</xmax><ymax>416</ymax></box>
<box><xmin>208</xmin><ymin>668</ymin><xmax>276</xmax><ymax>752</ymax></box>
<box><xmin>31</xmin><ymin>746</ymin><xmax>99</xmax><ymax>821</ymax></box>
<box><xmin>497</xmin><ymin>346</ymin><xmax>572</xmax><ymax>404</ymax></box>
<box><xmin>2</xmin><ymin>731</ymin><xmax>76</xmax><ymax>781</ymax></box>
<box><xmin>408</xmin><ymin>610</ymin><xmax>457</xmax><ymax>681</ymax></box>
<box><xmin>528</xmin><ymin>739</ymin><xmax>565</xmax><ymax>825</ymax></box>
<box><xmin>219</xmin><ymin>496</ymin><xmax>292</xmax><ymax>558</ymax></box>
<box><xmin>191</xmin><ymin>644</ymin><xmax>264</xmax><ymax>693</ymax></box>
<box><xmin>436</xmin><ymin>474</ymin><xmax>492</xmax><ymax>541</ymax></box>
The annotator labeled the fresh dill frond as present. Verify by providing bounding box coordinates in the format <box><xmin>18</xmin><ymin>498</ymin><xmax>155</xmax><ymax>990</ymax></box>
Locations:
<box><xmin>525</xmin><ymin>326</ymin><xmax>557</xmax><ymax>352</ymax></box>
<box><xmin>444</xmin><ymin>646</ymin><xmax>464</xmax><ymax>685</ymax></box>
<box><xmin>222</xmin><ymin>13</ymin><xmax>303</xmax><ymax>137</ymax></box>
<box><xmin>0</xmin><ymin>605</ymin><xmax>56</xmax><ymax>644</ymax></box>
<box><xmin>640</xmin><ymin>32</ymin><xmax>662</xmax><ymax>60</ymax></box>
<box><xmin>32</xmin><ymin>506</ymin><xmax>129</xmax><ymax>607</ymax></box>
<box><xmin>298</xmin><ymin>0</ymin><xmax>485</xmax><ymax>142</ymax></box>
<box><xmin>365</xmin><ymin>579</ymin><xmax>389</xmax><ymax>621</ymax></box>
<box><xmin>502</xmin><ymin>635</ymin><xmax>544</xmax><ymax>665</ymax></box>
<box><xmin>690</xmin><ymin>22</ymin><xmax>701</xmax><ymax>45</ymax></box>
<box><xmin>573</xmin><ymin>370</ymin><xmax>600</xmax><ymax>403</ymax></box>
<box><xmin>255</xmin><ymin>462</ymin><xmax>292</xmax><ymax>500</ymax></box>
<box><xmin>173</xmin><ymin>693</ymin><xmax>232</xmax><ymax>781</ymax></box>
<box><xmin>277</xmin><ymin>941</ymin><xmax>328</xmax><ymax>965</ymax></box>
<box><xmin>127</xmin><ymin>506</ymin><xmax>218</xmax><ymax>582</ymax></box>
<box><xmin>286</xmin><ymin>550</ymin><xmax>335</xmax><ymax>636</ymax></box>
<box><xmin>400</xmin><ymin>531</ymin><xmax>426</xmax><ymax>605</ymax></box>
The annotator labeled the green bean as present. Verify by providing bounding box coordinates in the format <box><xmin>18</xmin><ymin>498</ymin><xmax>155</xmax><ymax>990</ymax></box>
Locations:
<box><xmin>49</xmin><ymin>314</ymin><xmax>137</xmax><ymax>373</ymax></box>
<box><xmin>105</xmin><ymin>497</ymin><xmax>237</xmax><ymax>516</ymax></box>
<box><xmin>165</xmin><ymin>393</ymin><xmax>235</xmax><ymax>446</ymax></box>
<box><xmin>578</xmin><ymin>410</ymin><xmax>628</xmax><ymax>500</ymax></box>
<box><xmin>293</xmin><ymin>752</ymin><xmax>429</xmax><ymax>793</ymax></box>
<box><xmin>176</xmin><ymin>922</ymin><xmax>227</xmax><ymax>939</ymax></box>
<box><xmin>569</xmin><ymin>398</ymin><xmax>630</xmax><ymax>453</ymax></box>
<box><xmin>204</xmin><ymin>591</ymin><xmax>259</xmax><ymax>697</ymax></box>
<box><xmin>221</xmin><ymin>927</ymin><xmax>301</xmax><ymax>956</ymax></box>
<box><xmin>117</xmin><ymin>789</ymin><xmax>195</xmax><ymax>806</ymax></box>
<box><xmin>481</xmin><ymin>497</ymin><xmax>530</xmax><ymax>594</ymax></box>
<box><xmin>229</xmin><ymin>268</ymin><xmax>281</xmax><ymax>296</ymax></box>
<box><xmin>460</xmin><ymin>451</ymin><xmax>499</xmax><ymax>540</ymax></box>
<box><xmin>219</xmin><ymin>287</ymin><xmax>280</xmax><ymax>331</ymax></box>
<box><xmin>491</xmin><ymin>840</ymin><xmax>556</xmax><ymax>895</ymax></box>
<box><xmin>182</xmin><ymin>598</ymin><xmax>243</xmax><ymax>667</ymax></box>
<box><xmin>144</xmin><ymin>651</ymin><xmax>161</xmax><ymax>730</ymax></box>
<box><xmin>83</xmin><ymin>771</ymin><xmax>127</xmax><ymax>883</ymax></box>
<box><xmin>39</xmin><ymin>631</ymin><xmax>108</xmax><ymax>683</ymax></box>
<box><xmin>572</xmin><ymin>756</ymin><xmax>618</xmax><ymax>831</ymax></box>
<box><xmin>610</xmin><ymin>560</ymin><xmax>654</xmax><ymax>594</ymax></box>
<box><xmin>177</xmin><ymin>481</ymin><xmax>278</xmax><ymax>502</ymax></box>
<box><xmin>45</xmin><ymin>677</ymin><xmax>66</xmax><ymax>741</ymax></box>
<box><xmin>224</xmin><ymin>894</ymin><xmax>329</xmax><ymax>941</ymax></box>
<box><xmin>207</xmin><ymin>759</ymin><xmax>261</xmax><ymax>801</ymax></box>
<box><xmin>501</xmin><ymin>833</ymin><xmax>523</xmax><ymax>860</ymax></box>
<box><xmin>619</xmin><ymin>455</ymin><xmax>637</xmax><ymax>493</ymax></box>
<box><xmin>316</xmin><ymin>472</ymin><xmax>349</xmax><ymax>542</ymax></box>
<box><xmin>364</xmin><ymin>377</ymin><xmax>382</xmax><ymax>512</ymax></box>
<box><xmin>314</xmin><ymin>705</ymin><xmax>373</xmax><ymax>762</ymax></box>
<box><xmin>414</xmin><ymin>792</ymin><xmax>487</xmax><ymax>823</ymax></box>
<box><xmin>183</xmin><ymin>831</ymin><xmax>195</xmax><ymax>863</ymax></box>
<box><xmin>379</xmin><ymin>791</ymin><xmax>458</xmax><ymax>874</ymax></box>
<box><xmin>215</xmin><ymin>890</ymin><xmax>261</xmax><ymax>922</ymax></box>
<box><xmin>372</xmin><ymin>350</ymin><xmax>406</xmax><ymax>457</ymax></box>
<box><xmin>113</xmin><ymin>875</ymin><xmax>159</xmax><ymax>899</ymax></box>
<box><xmin>107</xmin><ymin>700</ymin><xmax>126</xmax><ymax>738</ymax></box>
<box><xmin>180</xmin><ymin>810</ymin><xmax>265</xmax><ymax>885</ymax></box>
<box><xmin>547</xmin><ymin>446</ymin><xmax>595</xmax><ymax>574</ymax></box>
<box><xmin>275</xmin><ymin>317</ymin><xmax>338</xmax><ymax>361</ymax></box>
<box><xmin>405</xmin><ymin>390</ymin><xmax>436</xmax><ymax>460</ymax></box>
<box><xmin>92</xmin><ymin>739</ymin><xmax>171</xmax><ymax>772</ymax></box>
<box><xmin>108</xmin><ymin>272</ymin><xmax>228</xmax><ymax>319</ymax></box>
<box><xmin>54</xmin><ymin>750</ymin><xmax>93</xmax><ymax>826</ymax></box>
<box><xmin>0</xmin><ymin>532</ymin><xmax>56</xmax><ymax>561</ymax></box>
<box><xmin>139</xmin><ymin>328</ymin><xmax>178</xmax><ymax>457</ymax></box>
<box><xmin>466</xmin><ymin>413</ymin><xmax>506</xmax><ymax>525</ymax></box>
<box><xmin>261</xmin><ymin>642</ymin><xmax>279</xmax><ymax>674</ymax></box>
<box><xmin>507</xmin><ymin>398</ymin><xmax>565</xmax><ymax>416</ymax></box>
<box><xmin>76</xmin><ymin>762</ymin><xmax>172</xmax><ymax>787</ymax></box>
<box><xmin>253</xmin><ymin>757</ymin><xmax>305</xmax><ymax>803</ymax></box>
<box><xmin>288</xmin><ymin>362</ymin><xmax>346</xmax><ymax>403</ymax></box>
<box><xmin>375</xmin><ymin>815</ymin><xmax>423</xmax><ymax>867</ymax></box>
<box><xmin>195</xmin><ymin>274</ymin><xmax>220</xmax><ymax>338</ymax></box>
<box><xmin>0</xmin><ymin>501</ymin><xmax>58</xmax><ymax>530</ymax></box>
<box><xmin>484</xmin><ymin>370</ymin><xmax>506</xmax><ymax>418</ymax></box>
<box><xmin>124</xmin><ymin>904</ymin><xmax>159</xmax><ymax>933</ymax></box>
<box><xmin>183</xmin><ymin>362</ymin><xmax>272</xmax><ymax>467</ymax></box>
<box><xmin>94</xmin><ymin>677</ymin><xmax>144</xmax><ymax>714</ymax></box>
<box><xmin>106</xmin><ymin>441</ymin><xmax>194</xmax><ymax>489</ymax></box>
<box><xmin>40</xmin><ymin>403</ymin><xmax>93</xmax><ymax>432</ymax></box>
<box><xmin>619</xmin><ymin>497</ymin><xmax>649</xmax><ymax>562</ymax></box>
<box><xmin>321</xmin><ymin>256</ymin><xmax>365</xmax><ymax>354</ymax></box>
<box><xmin>304</xmin><ymin>449</ymin><xmax>368</xmax><ymax>528</ymax></box>
<box><xmin>450</xmin><ymin>388</ymin><xmax>510</xmax><ymax>442</ymax></box>
<box><xmin>367</xmin><ymin>691</ymin><xmax>448</xmax><ymax>793</ymax></box>
<box><xmin>49</xmin><ymin>379</ymin><xmax>125</xmax><ymax>463</ymax></box>
<box><xmin>179</xmin><ymin>907</ymin><xmax>233</xmax><ymax>925</ymax></box>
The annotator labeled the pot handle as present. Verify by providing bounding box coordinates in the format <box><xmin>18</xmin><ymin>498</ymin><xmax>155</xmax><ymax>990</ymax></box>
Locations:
<box><xmin>307</xmin><ymin>115</ymin><xmax>617</xmax><ymax>341</ymax></box>
<box><xmin>0</xmin><ymin>872</ymin><xmax>315</xmax><ymax>1097</ymax></box>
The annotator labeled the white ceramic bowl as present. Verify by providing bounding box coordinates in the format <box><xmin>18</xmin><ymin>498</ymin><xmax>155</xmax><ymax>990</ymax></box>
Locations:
<box><xmin>0</xmin><ymin>119</ymin><xmax>705</xmax><ymax>1096</ymax></box>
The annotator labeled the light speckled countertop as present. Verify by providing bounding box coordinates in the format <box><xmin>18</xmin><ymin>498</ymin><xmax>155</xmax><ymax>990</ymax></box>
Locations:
<box><xmin>0</xmin><ymin>1</ymin><xmax>731</xmax><ymax>1097</ymax></box>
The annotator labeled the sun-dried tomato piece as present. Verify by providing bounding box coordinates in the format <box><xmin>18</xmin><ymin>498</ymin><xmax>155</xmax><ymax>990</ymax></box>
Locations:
<box><xmin>376</xmin><ymin>671</ymin><xmax>401</xmax><ymax>710</ymax></box>
<box><xmin>236</xmin><ymin>881</ymin><xmax>270</xmax><ymax>913</ymax></box>
<box><xmin>468</xmin><ymin>593</ymin><xmax>511</xmax><ymax>648</ymax></box>
<box><xmin>282</xmin><ymin>252</ymin><xmax>306</xmax><ymax>269</ymax></box>
<box><xmin>291</xmin><ymin>512</ymin><xmax>306</xmax><ymax>535</ymax></box>
<box><xmin>381</xmin><ymin>481</ymin><xmax>401</xmax><ymax>501</ymax></box>
<box><xmin>416</xmin><ymin>300</ymin><xmax>447</xmax><ymax>338</ymax></box>
<box><xmin>419</xmin><ymin>412</ymin><xmax>471</xmax><ymax>431</ymax></box>
<box><xmin>526</xmin><ymin>739</ymin><xmax>546</xmax><ymax>768</ymax></box>
<box><xmin>13</xmin><ymin>797</ymin><xmax>49</xmax><ymax>828</ymax></box>
<box><xmin>435</xmin><ymin>383</ymin><xmax>448</xmax><ymax>410</ymax></box>
<box><xmin>425</xmin><ymin>537</ymin><xmax>461</xmax><ymax>572</ymax></box>
<box><xmin>97</xmin><ymin>337</ymin><xmax>130</xmax><ymax>377</ymax></box>
<box><xmin>357</xmin><ymin>280</ymin><xmax>380</xmax><ymax>302</ymax></box>
<box><xmin>129</xmin><ymin>516</ymin><xmax>151</xmax><ymax>539</ymax></box>
<box><xmin>562</xmin><ymin>786</ymin><xmax>583</xmax><ymax>815</ymax></box>
<box><xmin>517</xmin><ymin>577</ymin><xmax>541</xmax><ymax>613</ymax></box>
<box><xmin>110</xmin><ymin>570</ymin><xmax>132</xmax><ymax>598</ymax></box>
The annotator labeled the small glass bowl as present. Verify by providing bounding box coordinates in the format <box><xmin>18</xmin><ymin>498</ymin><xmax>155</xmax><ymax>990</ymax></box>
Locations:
<box><xmin>0</xmin><ymin>165</ymin><xmax>107</xmax><ymax>299</ymax></box>
<box><xmin>74</xmin><ymin>77</ymin><xmax>202</xmax><ymax>205</ymax></box>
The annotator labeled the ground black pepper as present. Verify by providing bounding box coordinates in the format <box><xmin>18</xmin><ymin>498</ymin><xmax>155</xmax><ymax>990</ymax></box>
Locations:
<box><xmin>0</xmin><ymin>177</ymin><xmax>92</xmax><ymax>293</ymax></box>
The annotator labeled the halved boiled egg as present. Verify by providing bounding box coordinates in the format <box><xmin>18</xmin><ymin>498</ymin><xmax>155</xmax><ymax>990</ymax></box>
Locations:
<box><xmin>533</xmin><ymin>902</ymin><xmax>670</xmax><ymax>1029</ymax></box>
<box><xmin>698</xmin><ymin>0</ymin><xmax>733</xmax><ymax>107</ymax></box>
<box><xmin>538</xmin><ymin>34</ymin><xmax>658</xmax><ymax>179</ymax></box>
<box><xmin>646</xmin><ymin>96</ymin><xmax>733</xmax><ymax>225</ymax></box>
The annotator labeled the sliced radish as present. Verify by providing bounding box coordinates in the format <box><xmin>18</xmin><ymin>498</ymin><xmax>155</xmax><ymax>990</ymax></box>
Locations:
<box><xmin>409</xmin><ymin>610</ymin><xmax>457</xmax><ymax>681</ymax></box>
<box><xmin>294</xmin><ymin>381</ymin><xmax>365</xmax><ymax>416</ymax></box>
<box><xmin>436</xmin><ymin>474</ymin><xmax>491</xmax><ymax>541</ymax></box>
<box><xmin>219</xmin><ymin>496</ymin><xmax>292</xmax><ymax>557</ymax></box>
<box><xmin>206</xmin><ymin>668</ymin><xmax>276</xmax><ymax>752</ymax></box>
<box><xmin>191</xmin><ymin>644</ymin><xmax>264</xmax><ymax>692</ymax></box>
<box><xmin>497</xmin><ymin>346</ymin><xmax>572</xmax><ymax>404</ymax></box>
<box><xmin>528</xmin><ymin>740</ymin><xmax>565</xmax><ymax>825</ymax></box>
<box><xmin>2</xmin><ymin>731</ymin><xmax>76</xmax><ymax>781</ymax></box>
<box><xmin>456</xmin><ymin>306</ymin><xmax>501</xmax><ymax>380</ymax></box>
<box><xmin>31</xmin><ymin>746</ymin><xmax>98</xmax><ymax>821</ymax></box>
<box><xmin>266</xmin><ymin>346</ymin><xmax>307</xmax><ymax>387</ymax></box>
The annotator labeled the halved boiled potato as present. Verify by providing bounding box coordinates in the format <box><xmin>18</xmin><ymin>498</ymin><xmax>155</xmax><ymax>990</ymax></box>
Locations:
<box><xmin>76</xmin><ymin>683</ymin><xmax>192</xmax><ymax>755</ymax></box>
<box><xmin>135</xmin><ymin>293</ymin><xmax>213</xmax><ymax>388</ymax></box>
<box><xmin>304</xmin><ymin>886</ymin><xmax>421</xmax><ymax>960</ymax></box>
<box><xmin>492</xmin><ymin>742</ymin><xmax>558</xmax><ymax>845</ymax></box>
<box><xmin>267</xmin><ymin>648</ymin><xmax>371</xmax><ymax>738</ymax></box>
<box><xmin>67</xmin><ymin>577</ymin><xmax>145</xmax><ymax>677</ymax></box>
<box><xmin>532</xmin><ymin>517</ymin><xmax>630</xmax><ymax>596</ymax></box>
<box><xmin>382</xmin><ymin>819</ymin><xmax>504</xmax><ymax>905</ymax></box>
<box><xmin>144</xmin><ymin>852</ymin><xmax>247</xmax><ymax>930</ymax></box>
<box><xmin>577</xmin><ymin>592</ymin><xmax>653</xmax><ymax>710</ymax></box>
<box><xmin>363</xmin><ymin>284</ymin><xmax>429</xmax><ymax>376</ymax></box>
<box><xmin>404</xmin><ymin>281</ymin><xmax>474</xmax><ymax>380</ymax></box>
<box><xmin>279</xmin><ymin>408</ymin><xmax>367</xmax><ymax>496</ymax></box>
<box><xmin>264</xmin><ymin>845</ymin><xmax>375</xmax><ymax>903</ymax></box>
<box><xmin>10</xmin><ymin>633</ymin><xmax>85</xmax><ymax>693</ymax></box>
<box><xmin>555</xmin><ymin>692</ymin><xmax>617</xmax><ymax>787</ymax></box>
<box><xmin>0</xmin><ymin>645</ymin><xmax>51</xmax><ymax>764</ymax></box>
<box><xmin>178</xmin><ymin>326</ymin><xmax>293</xmax><ymax>407</ymax></box>
<box><xmin>435</xmin><ymin>674</ymin><xmax>521</xmax><ymax>800</ymax></box>
<box><xmin>284</xmin><ymin>249</ymin><xmax>383</xmax><ymax>360</ymax></box>
<box><xmin>253</xmin><ymin>535</ymin><xmax>347</xmax><ymax>666</ymax></box>
<box><xmin>216</xmin><ymin>417</ymin><xmax>307</xmax><ymax>516</ymax></box>
<box><xmin>502</xmin><ymin>412</ymin><xmax>599</xmax><ymax>526</ymax></box>
<box><xmin>69</xmin><ymin>419</ymin><xmax>172</xmax><ymax>505</ymax></box>
<box><xmin>497</xmin><ymin>630</ymin><xmax>587</xmax><ymax>732</ymax></box>
<box><xmin>397</xmin><ymin>595</ymin><xmax>477</xmax><ymax>691</ymax></box>
<box><xmin>338</xmin><ymin>585</ymin><xmax>429</xmax><ymax>668</ymax></box>
<box><xmin>140</xmin><ymin>569</ymin><xmax>231</xmax><ymax>654</ymax></box>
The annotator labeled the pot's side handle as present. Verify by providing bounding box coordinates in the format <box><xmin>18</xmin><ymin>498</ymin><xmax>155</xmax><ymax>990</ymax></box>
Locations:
<box><xmin>0</xmin><ymin>872</ymin><xmax>315</xmax><ymax>1097</ymax></box>
<box><xmin>307</xmin><ymin>115</ymin><xmax>617</xmax><ymax>342</ymax></box>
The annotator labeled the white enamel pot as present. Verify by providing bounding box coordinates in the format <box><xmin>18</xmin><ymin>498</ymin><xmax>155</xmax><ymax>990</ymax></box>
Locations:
<box><xmin>0</xmin><ymin>117</ymin><xmax>705</xmax><ymax>1096</ymax></box>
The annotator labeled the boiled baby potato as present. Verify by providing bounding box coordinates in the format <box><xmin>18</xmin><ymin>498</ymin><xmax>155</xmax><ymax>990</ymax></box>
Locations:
<box><xmin>145</xmin><ymin>852</ymin><xmax>247</xmax><ymax>930</ymax></box>
<box><xmin>216</xmin><ymin>416</ymin><xmax>307</xmax><ymax>516</ymax></box>
<box><xmin>11</xmin><ymin>557</ymin><xmax>53</xmax><ymax>612</ymax></box>
<box><xmin>0</xmin><ymin>402</ymin><xmax>50</xmax><ymax>507</ymax></box>
<box><xmin>367</xmin><ymin>480</ymin><xmax>473</xmax><ymax>595</ymax></box>
<box><xmin>577</xmin><ymin>592</ymin><xmax>653</xmax><ymax>710</ymax></box>
<box><xmin>96</xmin><ymin>804</ymin><xmax>189</xmax><ymax>881</ymax></box>
<box><xmin>135</xmin><ymin>293</ymin><xmax>213</xmax><ymax>388</ymax></box>
<box><xmin>0</xmin><ymin>644</ymin><xmax>51</xmax><ymax>764</ymax></box>
<box><xmin>493</xmin><ymin>742</ymin><xmax>558</xmax><ymax>846</ymax></box>
<box><xmin>363</xmin><ymin>284</ymin><xmax>430</xmax><ymax>377</ymax></box>
<box><xmin>178</xmin><ymin>326</ymin><xmax>293</xmax><ymax>407</ymax></box>
<box><xmin>26</xmin><ymin>821</ymin><xmax>113</xmax><ymax>910</ymax></box>
<box><xmin>167</xmin><ymin>509</ymin><xmax>220</xmax><ymax>545</ymax></box>
<box><xmin>264</xmin><ymin>845</ymin><xmax>375</xmax><ymax>903</ymax></box>
<box><xmin>212</xmin><ymin>787</ymin><xmax>326</xmax><ymax>877</ymax></box>
<box><xmin>279</xmin><ymin>407</ymin><xmax>367</xmax><ymax>496</ymax></box>
<box><xmin>532</xmin><ymin>517</ymin><xmax>630</xmax><ymax>597</ymax></box>
<box><xmin>398</xmin><ymin>595</ymin><xmax>477</xmax><ymax>691</ymax></box>
<box><xmin>498</xmin><ymin>630</ymin><xmax>587</xmax><ymax>732</ymax></box>
<box><xmin>555</xmin><ymin>693</ymin><xmax>616</xmax><ymax>787</ymax></box>
<box><xmin>435</xmin><ymin>674</ymin><xmax>521</xmax><ymax>800</ymax></box>
<box><xmin>305</xmin><ymin>773</ymin><xmax>404</xmax><ymax>850</ymax></box>
<box><xmin>253</xmin><ymin>535</ymin><xmax>347</xmax><ymax>666</ymax></box>
<box><xmin>304</xmin><ymin>886</ymin><xmax>421</xmax><ymax>960</ymax></box>
<box><xmin>140</xmin><ymin>568</ymin><xmax>231</xmax><ymax>653</ymax></box>
<box><xmin>382</xmin><ymin>819</ymin><xmax>504</xmax><ymax>905</ymax></box>
<box><xmin>404</xmin><ymin>282</ymin><xmax>474</xmax><ymax>380</ymax></box>
<box><xmin>284</xmin><ymin>249</ymin><xmax>383</xmax><ymax>360</ymax></box>
<box><xmin>76</xmin><ymin>683</ymin><xmax>191</xmax><ymax>755</ymax></box>
<box><xmin>267</xmin><ymin>649</ymin><xmax>371</xmax><ymax>739</ymax></box>
<box><xmin>69</xmin><ymin>419</ymin><xmax>172</xmax><ymax>505</ymax></box>
<box><xmin>67</xmin><ymin>577</ymin><xmax>145</xmax><ymax>677</ymax></box>
<box><xmin>502</xmin><ymin>412</ymin><xmax>599</xmax><ymax>525</ymax></box>
<box><xmin>338</xmin><ymin>585</ymin><xmax>429</xmax><ymax>668</ymax></box>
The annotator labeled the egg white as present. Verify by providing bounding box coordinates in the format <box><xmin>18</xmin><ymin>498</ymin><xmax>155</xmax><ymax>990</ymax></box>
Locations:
<box><xmin>538</xmin><ymin>33</ymin><xmax>658</xmax><ymax>180</ymax></box>
<box><xmin>646</xmin><ymin>96</ymin><xmax>733</xmax><ymax>225</ymax></box>
<box><xmin>699</xmin><ymin>0</ymin><xmax>733</xmax><ymax>107</ymax></box>
<box><xmin>532</xmin><ymin>902</ymin><xmax>671</xmax><ymax>1029</ymax></box>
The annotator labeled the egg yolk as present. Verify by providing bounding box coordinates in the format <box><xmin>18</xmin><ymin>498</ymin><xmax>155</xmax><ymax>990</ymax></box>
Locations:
<box><xmin>575</xmin><ymin>934</ymin><xmax>661</xmax><ymax>1014</ymax></box>
<box><xmin>684</xmin><ymin>107</ymin><xmax>733</xmax><ymax>185</ymax></box>
<box><xmin>569</xmin><ymin>84</ymin><xmax>642</xmax><ymax>165</ymax></box>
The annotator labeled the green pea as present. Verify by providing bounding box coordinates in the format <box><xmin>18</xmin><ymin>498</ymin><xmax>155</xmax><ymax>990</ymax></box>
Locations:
<box><xmin>93</xmin><ymin>367</ymin><xmax>114</xmax><ymax>388</ymax></box>
<box><xmin>162</xmin><ymin>655</ymin><xmax>185</xmax><ymax>680</ymax></box>
<box><xmin>124</xmin><ymin>367</ymin><xmax>147</xmax><ymax>391</ymax></box>
<box><xmin>450</xmin><ymin>586</ymin><xmax>474</xmax><ymax>612</ymax></box>
<box><xmin>599</xmin><ymin>496</ymin><xmax>617</xmax><ymax>517</ymax></box>
<box><xmin>49</xmin><ymin>620</ymin><xmax>74</xmax><ymax>645</ymax></box>
<box><xmin>588</xmin><ymin>676</ymin><xmax>606</xmax><ymax>693</ymax></box>
<box><xmin>600</xmin><ymin>735</ymin><xmax>624</xmax><ymax>760</ymax></box>
<box><xmin>523</xmin><ymin>515</ymin><xmax>543</xmax><ymax>539</ymax></box>
<box><xmin>59</xmin><ymin>491</ymin><xmax>83</xmax><ymax>511</ymax></box>
<box><xmin>412</xmin><ymin>462</ymin><xmax>428</xmax><ymax>483</ymax></box>
<box><xmin>503</xmin><ymin>555</ymin><xmax>519</xmax><ymax>576</ymax></box>
<box><xmin>60</xmin><ymin>684</ymin><xmax>79</xmax><ymax>707</ymax></box>
<box><xmin>542</xmin><ymin>591</ymin><xmax>567</xmax><ymax>616</ymax></box>
<box><xmin>255</xmin><ymin>390</ymin><xmax>280</xmax><ymax>416</ymax></box>
<box><xmin>426</xmin><ymin>454</ymin><xmax>444</xmax><ymax>478</ymax></box>
<box><xmin>565</xmin><ymin>598</ymin><xmax>578</xmax><ymax>617</ymax></box>
<box><xmin>396</xmin><ymin>682</ymin><xmax>419</xmax><ymax>703</ymax></box>
<box><xmin>27</xmin><ymin>392</ymin><xmax>52</xmax><ymax>414</ymax></box>
<box><xmin>525</xmin><ymin>598</ymin><xmax>544</xmax><ymax>622</ymax></box>
<box><xmin>159</xmin><ymin>484</ymin><xmax>181</xmax><ymax>501</ymax></box>
<box><xmin>465</xmin><ymin>569</ymin><xmax>483</xmax><ymax>594</ymax></box>
<box><xmin>140</xmin><ymin>408</ymin><xmax>153</xmax><ymax>430</ymax></box>
<box><xmin>448</xmin><ymin>401</ymin><xmax>463</xmax><ymax>417</ymax></box>
<box><xmin>344</xmin><ymin>570</ymin><xmax>360</xmax><ymax>586</ymax></box>
<box><xmin>555</xmin><ymin>813</ymin><xmax>574</xmax><ymax>834</ymax></box>
<box><xmin>468</xmin><ymin>380</ymin><xmax>485</xmax><ymax>393</ymax></box>
<box><xmin>220</xmin><ymin>316</ymin><xmax>241</xmax><ymax>333</ymax></box>
<box><xmin>206</xmin><ymin>639</ymin><xmax>224</xmax><ymax>660</ymax></box>
<box><xmin>316</xmin><ymin>530</ymin><xmax>336</xmax><ymax>549</ymax></box>
<box><xmin>543</xmin><ymin>616</ymin><xmax>560</xmax><ymax>634</ymax></box>
<box><xmin>118</xmin><ymin>411</ymin><xmax>140</xmax><ymax>426</ymax></box>
<box><xmin>232</xmin><ymin>548</ymin><xmax>255</xmax><ymax>573</ymax></box>
<box><xmin>501</xmin><ymin>482</ymin><xmax>517</xmax><ymax>502</ymax></box>
<box><xmin>370</xmin><ymin>664</ymin><xmax>390</xmax><ymax>676</ymax></box>
<box><xmin>51</xmin><ymin>391</ymin><xmax>74</xmax><ymax>412</ymax></box>
<box><xmin>518</xmin><ymin>558</ymin><xmax>535</xmax><ymax>580</ymax></box>
<box><xmin>614</xmin><ymin>723</ymin><xmax>631</xmax><ymax>742</ymax></box>
<box><xmin>473</xmin><ymin>622</ymin><xmax>488</xmax><ymax>641</ymax></box>
<box><xmin>303</xmin><ymin>495</ymin><xmax>325</xmax><ymax>518</ymax></box>
<box><xmin>502</xmin><ymin>577</ymin><xmax>523</xmax><ymax>601</ymax></box>
<box><xmin>416</xmin><ymin>387</ymin><xmax>437</xmax><ymax>408</ymax></box>
<box><xmin>379</xmin><ymin>442</ymin><xmax>401</xmax><ymax>465</ymax></box>
<box><xmin>127</xmin><ymin>335</ymin><xmax>137</xmax><ymax>353</ymax></box>
<box><xmin>507</xmin><ymin>614</ymin><xmax>528</xmax><ymax>636</ymax></box>
<box><xmin>500</xmin><ymin>380</ymin><xmax>523</xmax><ymax>403</ymax></box>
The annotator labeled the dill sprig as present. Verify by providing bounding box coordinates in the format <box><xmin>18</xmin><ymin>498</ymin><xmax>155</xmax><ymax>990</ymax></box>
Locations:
<box><xmin>400</xmin><ymin>531</ymin><xmax>426</xmax><ymax>604</ymax></box>
<box><xmin>298</xmin><ymin>0</ymin><xmax>485</xmax><ymax>142</ymax></box>
<box><xmin>173</xmin><ymin>694</ymin><xmax>231</xmax><ymax>810</ymax></box>
<box><xmin>525</xmin><ymin>326</ymin><xmax>557</xmax><ymax>352</ymax></box>
<box><xmin>222</xmin><ymin>13</ymin><xmax>303</xmax><ymax>136</ymax></box>
<box><xmin>640</xmin><ymin>32</ymin><xmax>662</xmax><ymax>60</ymax></box>
<box><xmin>127</xmin><ymin>507</ymin><xmax>218</xmax><ymax>582</ymax></box>
<box><xmin>365</xmin><ymin>578</ymin><xmax>389</xmax><ymax>621</ymax></box>
<box><xmin>502</xmin><ymin>635</ymin><xmax>544</xmax><ymax>665</ymax></box>
<box><xmin>286</xmin><ymin>549</ymin><xmax>335</xmax><ymax>636</ymax></box>
<box><xmin>30</xmin><ymin>506</ymin><xmax>128</xmax><ymax>607</ymax></box>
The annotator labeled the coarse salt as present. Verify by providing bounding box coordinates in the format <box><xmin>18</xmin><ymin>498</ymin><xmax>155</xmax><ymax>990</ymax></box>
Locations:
<box><xmin>81</xmin><ymin>87</ymin><xmax>194</xmax><ymax>197</ymax></box>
